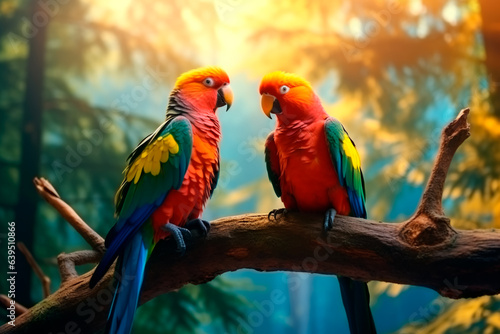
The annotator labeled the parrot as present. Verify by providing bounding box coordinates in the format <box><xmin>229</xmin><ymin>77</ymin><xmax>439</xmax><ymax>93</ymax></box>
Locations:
<box><xmin>259</xmin><ymin>71</ymin><xmax>376</xmax><ymax>334</ymax></box>
<box><xmin>88</xmin><ymin>66</ymin><xmax>233</xmax><ymax>334</ymax></box>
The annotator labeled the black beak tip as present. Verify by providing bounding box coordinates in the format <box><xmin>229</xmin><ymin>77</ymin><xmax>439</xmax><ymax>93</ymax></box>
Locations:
<box><xmin>216</xmin><ymin>88</ymin><xmax>228</xmax><ymax>110</ymax></box>
<box><xmin>272</xmin><ymin>99</ymin><xmax>282</xmax><ymax>115</ymax></box>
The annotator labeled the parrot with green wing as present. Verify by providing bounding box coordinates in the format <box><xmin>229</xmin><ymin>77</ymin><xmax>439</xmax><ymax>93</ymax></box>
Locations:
<box><xmin>259</xmin><ymin>71</ymin><xmax>376</xmax><ymax>334</ymax></box>
<box><xmin>89</xmin><ymin>66</ymin><xmax>233</xmax><ymax>334</ymax></box>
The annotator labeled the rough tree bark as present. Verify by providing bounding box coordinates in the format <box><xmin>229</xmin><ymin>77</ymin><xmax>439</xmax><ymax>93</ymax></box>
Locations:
<box><xmin>1</xmin><ymin>108</ymin><xmax>499</xmax><ymax>334</ymax></box>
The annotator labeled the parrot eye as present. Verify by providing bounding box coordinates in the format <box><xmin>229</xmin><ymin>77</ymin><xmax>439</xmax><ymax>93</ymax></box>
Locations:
<box><xmin>203</xmin><ymin>78</ymin><xmax>215</xmax><ymax>87</ymax></box>
<box><xmin>280</xmin><ymin>85</ymin><xmax>290</xmax><ymax>94</ymax></box>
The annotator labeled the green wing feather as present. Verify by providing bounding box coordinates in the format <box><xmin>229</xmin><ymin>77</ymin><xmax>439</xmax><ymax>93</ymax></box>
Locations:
<box><xmin>324</xmin><ymin>117</ymin><xmax>366</xmax><ymax>218</ymax></box>
<box><xmin>326</xmin><ymin>119</ymin><xmax>376</xmax><ymax>333</ymax></box>
<box><xmin>90</xmin><ymin>115</ymin><xmax>193</xmax><ymax>288</ymax></box>
<box><xmin>110</xmin><ymin>116</ymin><xmax>192</xmax><ymax>241</ymax></box>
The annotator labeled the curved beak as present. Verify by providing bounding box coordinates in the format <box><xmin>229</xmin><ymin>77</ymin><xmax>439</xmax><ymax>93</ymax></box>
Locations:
<box><xmin>216</xmin><ymin>84</ymin><xmax>233</xmax><ymax>111</ymax></box>
<box><xmin>261</xmin><ymin>94</ymin><xmax>282</xmax><ymax>119</ymax></box>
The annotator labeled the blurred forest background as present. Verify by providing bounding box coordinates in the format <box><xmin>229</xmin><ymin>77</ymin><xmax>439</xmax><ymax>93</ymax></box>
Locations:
<box><xmin>1</xmin><ymin>0</ymin><xmax>499</xmax><ymax>333</ymax></box>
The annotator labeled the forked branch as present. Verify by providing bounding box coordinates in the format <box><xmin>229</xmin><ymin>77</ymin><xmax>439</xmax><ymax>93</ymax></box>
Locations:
<box><xmin>2</xmin><ymin>108</ymin><xmax>498</xmax><ymax>334</ymax></box>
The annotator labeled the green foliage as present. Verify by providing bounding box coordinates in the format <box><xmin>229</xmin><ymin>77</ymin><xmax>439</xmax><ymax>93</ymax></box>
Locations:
<box><xmin>1</xmin><ymin>0</ymin><xmax>499</xmax><ymax>332</ymax></box>
<box><xmin>1</xmin><ymin>0</ymin><xmax>253</xmax><ymax>329</ymax></box>
<box><xmin>132</xmin><ymin>277</ymin><xmax>255</xmax><ymax>334</ymax></box>
<box><xmin>395</xmin><ymin>295</ymin><xmax>500</xmax><ymax>334</ymax></box>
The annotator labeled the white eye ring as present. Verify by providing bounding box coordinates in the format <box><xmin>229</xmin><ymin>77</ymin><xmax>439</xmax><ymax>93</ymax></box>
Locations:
<box><xmin>280</xmin><ymin>85</ymin><xmax>290</xmax><ymax>94</ymax></box>
<box><xmin>203</xmin><ymin>78</ymin><xmax>215</xmax><ymax>87</ymax></box>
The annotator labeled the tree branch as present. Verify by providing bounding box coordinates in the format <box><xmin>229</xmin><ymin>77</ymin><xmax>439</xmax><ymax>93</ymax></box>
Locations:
<box><xmin>33</xmin><ymin>177</ymin><xmax>106</xmax><ymax>285</ymax></box>
<box><xmin>400</xmin><ymin>108</ymin><xmax>471</xmax><ymax>246</ymax></box>
<box><xmin>0</xmin><ymin>295</ymin><xmax>28</xmax><ymax>316</ymax></box>
<box><xmin>33</xmin><ymin>177</ymin><xmax>105</xmax><ymax>254</ymax></box>
<box><xmin>57</xmin><ymin>250</ymin><xmax>103</xmax><ymax>285</ymax></box>
<box><xmin>17</xmin><ymin>242</ymin><xmax>51</xmax><ymax>298</ymax></box>
<box><xmin>2</xmin><ymin>108</ymin><xmax>499</xmax><ymax>333</ymax></box>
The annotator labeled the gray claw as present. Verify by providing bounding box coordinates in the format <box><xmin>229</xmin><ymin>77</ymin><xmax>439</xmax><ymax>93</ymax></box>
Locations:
<box><xmin>185</xmin><ymin>218</ymin><xmax>211</xmax><ymax>238</ymax></box>
<box><xmin>161</xmin><ymin>222</ymin><xmax>192</xmax><ymax>256</ymax></box>
<box><xmin>323</xmin><ymin>208</ymin><xmax>337</xmax><ymax>233</ymax></box>
<box><xmin>268</xmin><ymin>208</ymin><xmax>287</xmax><ymax>221</ymax></box>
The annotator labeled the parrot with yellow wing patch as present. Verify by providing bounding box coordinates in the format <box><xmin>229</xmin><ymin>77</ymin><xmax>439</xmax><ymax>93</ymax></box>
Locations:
<box><xmin>259</xmin><ymin>71</ymin><xmax>376</xmax><ymax>334</ymax></box>
<box><xmin>89</xmin><ymin>66</ymin><xmax>233</xmax><ymax>334</ymax></box>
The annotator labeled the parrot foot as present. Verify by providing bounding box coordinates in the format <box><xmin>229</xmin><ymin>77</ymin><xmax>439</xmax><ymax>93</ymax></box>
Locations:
<box><xmin>185</xmin><ymin>219</ymin><xmax>211</xmax><ymax>238</ymax></box>
<box><xmin>161</xmin><ymin>223</ymin><xmax>192</xmax><ymax>256</ymax></box>
<box><xmin>323</xmin><ymin>208</ymin><xmax>337</xmax><ymax>232</ymax></box>
<box><xmin>268</xmin><ymin>208</ymin><xmax>288</xmax><ymax>220</ymax></box>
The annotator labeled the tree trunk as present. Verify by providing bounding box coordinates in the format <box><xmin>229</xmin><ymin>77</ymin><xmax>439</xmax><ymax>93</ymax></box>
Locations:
<box><xmin>14</xmin><ymin>0</ymin><xmax>49</xmax><ymax>307</ymax></box>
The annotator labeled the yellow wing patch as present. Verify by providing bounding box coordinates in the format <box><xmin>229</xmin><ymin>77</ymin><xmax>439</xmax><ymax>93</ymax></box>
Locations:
<box><xmin>342</xmin><ymin>133</ymin><xmax>361</xmax><ymax>170</ymax></box>
<box><xmin>126</xmin><ymin>134</ymin><xmax>180</xmax><ymax>184</ymax></box>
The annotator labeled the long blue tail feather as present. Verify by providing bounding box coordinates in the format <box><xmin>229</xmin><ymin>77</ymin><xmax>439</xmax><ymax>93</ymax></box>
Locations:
<box><xmin>89</xmin><ymin>203</ymin><xmax>158</xmax><ymax>289</ymax></box>
<box><xmin>105</xmin><ymin>232</ymin><xmax>148</xmax><ymax>334</ymax></box>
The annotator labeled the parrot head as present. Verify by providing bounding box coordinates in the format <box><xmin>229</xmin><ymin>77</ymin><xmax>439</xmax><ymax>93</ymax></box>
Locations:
<box><xmin>259</xmin><ymin>71</ymin><xmax>321</xmax><ymax>122</ymax></box>
<box><xmin>174</xmin><ymin>66</ymin><xmax>233</xmax><ymax>112</ymax></box>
